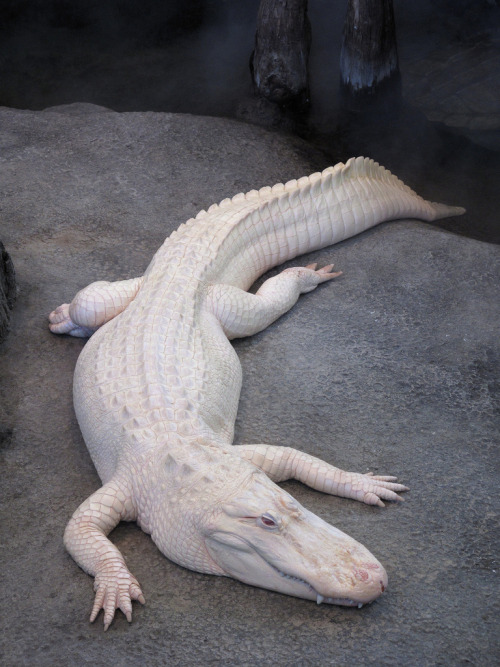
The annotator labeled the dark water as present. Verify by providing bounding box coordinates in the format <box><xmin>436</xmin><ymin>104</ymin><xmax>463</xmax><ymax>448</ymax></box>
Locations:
<box><xmin>1</xmin><ymin>0</ymin><xmax>499</xmax><ymax>242</ymax></box>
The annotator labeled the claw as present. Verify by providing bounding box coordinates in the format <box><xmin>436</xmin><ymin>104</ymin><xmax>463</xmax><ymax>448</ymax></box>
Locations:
<box><xmin>304</xmin><ymin>262</ymin><xmax>342</xmax><ymax>281</ymax></box>
<box><xmin>344</xmin><ymin>470</ymin><xmax>410</xmax><ymax>507</ymax></box>
<box><xmin>90</xmin><ymin>564</ymin><xmax>145</xmax><ymax>630</ymax></box>
<box><xmin>90</xmin><ymin>585</ymin><xmax>106</xmax><ymax>623</ymax></box>
<box><xmin>369</xmin><ymin>474</ymin><xmax>399</xmax><ymax>482</ymax></box>
<box><xmin>363</xmin><ymin>492</ymin><xmax>386</xmax><ymax>507</ymax></box>
<box><xmin>315</xmin><ymin>263</ymin><xmax>343</xmax><ymax>282</ymax></box>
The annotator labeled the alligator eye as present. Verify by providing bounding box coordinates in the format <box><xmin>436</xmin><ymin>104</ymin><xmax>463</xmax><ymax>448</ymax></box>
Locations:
<box><xmin>259</xmin><ymin>513</ymin><xmax>278</xmax><ymax>529</ymax></box>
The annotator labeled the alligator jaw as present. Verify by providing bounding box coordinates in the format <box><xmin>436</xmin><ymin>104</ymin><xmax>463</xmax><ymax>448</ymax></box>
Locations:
<box><xmin>204</xmin><ymin>533</ymin><xmax>376</xmax><ymax>607</ymax></box>
<box><xmin>271</xmin><ymin>563</ymin><xmax>382</xmax><ymax>609</ymax></box>
<box><xmin>316</xmin><ymin>594</ymin><xmax>365</xmax><ymax>608</ymax></box>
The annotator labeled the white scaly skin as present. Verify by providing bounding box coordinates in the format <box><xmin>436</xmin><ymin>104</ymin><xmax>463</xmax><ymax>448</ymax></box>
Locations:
<box><xmin>49</xmin><ymin>157</ymin><xmax>465</xmax><ymax>630</ymax></box>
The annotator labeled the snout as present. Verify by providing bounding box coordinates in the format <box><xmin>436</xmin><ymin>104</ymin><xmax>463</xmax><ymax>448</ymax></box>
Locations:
<box><xmin>300</xmin><ymin>508</ymin><xmax>389</xmax><ymax>607</ymax></box>
<box><xmin>320</xmin><ymin>557</ymin><xmax>388</xmax><ymax>607</ymax></box>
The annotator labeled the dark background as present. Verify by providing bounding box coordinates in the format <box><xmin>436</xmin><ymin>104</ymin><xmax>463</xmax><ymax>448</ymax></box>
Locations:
<box><xmin>1</xmin><ymin>0</ymin><xmax>499</xmax><ymax>241</ymax></box>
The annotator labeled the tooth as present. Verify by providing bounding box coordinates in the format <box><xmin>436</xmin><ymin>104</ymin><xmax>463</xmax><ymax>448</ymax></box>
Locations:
<box><xmin>357</xmin><ymin>603</ymin><xmax>364</xmax><ymax>609</ymax></box>
<box><xmin>316</xmin><ymin>594</ymin><xmax>324</xmax><ymax>605</ymax></box>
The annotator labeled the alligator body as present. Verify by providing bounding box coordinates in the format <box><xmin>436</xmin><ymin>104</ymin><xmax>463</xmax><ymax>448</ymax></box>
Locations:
<box><xmin>49</xmin><ymin>158</ymin><xmax>464</xmax><ymax>629</ymax></box>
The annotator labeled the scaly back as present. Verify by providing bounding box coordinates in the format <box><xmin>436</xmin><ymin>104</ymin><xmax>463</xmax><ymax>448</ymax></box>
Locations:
<box><xmin>144</xmin><ymin>157</ymin><xmax>463</xmax><ymax>293</ymax></box>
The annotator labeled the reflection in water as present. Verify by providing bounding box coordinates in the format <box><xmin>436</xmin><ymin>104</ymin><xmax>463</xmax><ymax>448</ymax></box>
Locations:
<box><xmin>1</xmin><ymin>0</ymin><xmax>498</xmax><ymax>242</ymax></box>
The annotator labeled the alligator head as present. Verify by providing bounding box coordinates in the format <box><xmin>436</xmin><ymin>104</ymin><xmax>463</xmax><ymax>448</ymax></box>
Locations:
<box><xmin>151</xmin><ymin>446</ymin><xmax>387</xmax><ymax>608</ymax></box>
<box><xmin>148</xmin><ymin>445</ymin><xmax>387</xmax><ymax>607</ymax></box>
<box><xmin>202</xmin><ymin>469</ymin><xmax>387</xmax><ymax>607</ymax></box>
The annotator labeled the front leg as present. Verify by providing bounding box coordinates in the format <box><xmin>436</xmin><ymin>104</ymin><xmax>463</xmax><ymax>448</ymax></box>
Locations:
<box><xmin>64</xmin><ymin>478</ymin><xmax>145</xmax><ymax>630</ymax></box>
<box><xmin>207</xmin><ymin>263</ymin><xmax>341</xmax><ymax>339</ymax></box>
<box><xmin>49</xmin><ymin>276</ymin><xmax>144</xmax><ymax>337</ymax></box>
<box><xmin>235</xmin><ymin>444</ymin><xmax>408</xmax><ymax>506</ymax></box>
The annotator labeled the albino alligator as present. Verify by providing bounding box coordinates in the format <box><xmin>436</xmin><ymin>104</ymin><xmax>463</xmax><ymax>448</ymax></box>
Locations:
<box><xmin>49</xmin><ymin>157</ymin><xmax>464</xmax><ymax>630</ymax></box>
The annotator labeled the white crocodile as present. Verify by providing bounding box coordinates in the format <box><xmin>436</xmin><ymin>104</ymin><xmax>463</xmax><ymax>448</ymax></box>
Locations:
<box><xmin>49</xmin><ymin>157</ymin><xmax>464</xmax><ymax>630</ymax></box>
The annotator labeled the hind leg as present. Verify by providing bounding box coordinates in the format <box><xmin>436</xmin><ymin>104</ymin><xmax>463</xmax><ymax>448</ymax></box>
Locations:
<box><xmin>207</xmin><ymin>263</ymin><xmax>341</xmax><ymax>339</ymax></box>
<box><xmin>49</xmin><ymin>276</ymin><xmax>143</xmax><ymax>337</ymax></box>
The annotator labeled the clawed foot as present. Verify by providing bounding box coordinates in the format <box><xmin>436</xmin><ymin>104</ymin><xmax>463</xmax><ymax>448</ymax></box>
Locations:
<box><xmin>284</xmin><ymin>262</ymin><xmax>342</xmax><ymax>294</ymax></box>
<box><xmin>48</xmin><ymin>303</ymin><xmax>94</xmax><ymax>338</ymax></box>
<box><xmin>91</xmin><ymin>562</ymin><xmax>146</xmax><ymax>631</ymax></box>
<box><xmin>345</xmin><ymin>471</ymin><xmax>409</xmax><ymax>507</ymax></box>
<box><xmin>305</xmin><ymin>262</ymin><xmax>343</xmax><ymax>282</ymax></box>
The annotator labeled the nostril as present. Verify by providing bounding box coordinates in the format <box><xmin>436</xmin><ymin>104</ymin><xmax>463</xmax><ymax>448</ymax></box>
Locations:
<box><xmin>380</xmin><ymin>581</ymin><xmax>385</xmax><ymax>592</ymax></box>
<box><xmin>354</xmin><ymin>568</ymin><xmax>369</xmax><ymax>582</ymax></box>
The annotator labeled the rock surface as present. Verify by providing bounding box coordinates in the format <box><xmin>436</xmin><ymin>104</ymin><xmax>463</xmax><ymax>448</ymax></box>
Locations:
<box><xmin>0</xmin><ymin>104</ymin><xmax>498</xmax><ymax>666</ymax></box>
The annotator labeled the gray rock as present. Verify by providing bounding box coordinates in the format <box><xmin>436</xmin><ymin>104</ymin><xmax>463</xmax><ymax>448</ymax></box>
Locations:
<box><xmin>0</xmin><ymin>104</ymin><xmax>498</xmax><ymax>666</ymax></box>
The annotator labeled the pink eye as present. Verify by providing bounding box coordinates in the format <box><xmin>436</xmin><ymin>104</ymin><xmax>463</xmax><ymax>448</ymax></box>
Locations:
<box><xmin>259</xmin><ymin>513</ymin><xmax>278</xmax><ymax>528</ymax></box>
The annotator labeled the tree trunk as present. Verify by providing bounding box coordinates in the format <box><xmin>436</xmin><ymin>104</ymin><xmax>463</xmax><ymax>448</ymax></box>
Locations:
<box><xmin>251</xmin><ymin>0</ymin><xmax>311</xmax><ymax>110</ymax></box>
<box><xmin>0</xmin><ymin>241</ymin><xmax>16</xmax><ymax>344</ymax></box>
<box><xmin>340</xmin><ymin>0</ymin><xmax>401</xmax><ymax>111</ymax></box>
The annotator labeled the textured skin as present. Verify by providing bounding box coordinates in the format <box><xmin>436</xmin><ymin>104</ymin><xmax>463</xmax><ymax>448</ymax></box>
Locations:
<box><xmin>49</xmin><ymin>158</ymin><xmax>465</xmax><ymax>630</ymax></box>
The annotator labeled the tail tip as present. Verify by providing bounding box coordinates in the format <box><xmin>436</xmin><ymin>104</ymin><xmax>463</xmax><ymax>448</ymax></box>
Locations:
<box><xmin>430</xmin><ymin>202</ymin><xmax>466</xmax><ymax>220</ymax></box>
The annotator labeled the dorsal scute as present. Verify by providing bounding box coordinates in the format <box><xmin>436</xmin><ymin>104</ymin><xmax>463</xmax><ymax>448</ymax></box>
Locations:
<box><xmin>187</xmin><ymin>157</ymin><xmax>421</xmax><ymax>234</ymax></box>
<box><xmin>322</xmin><ymin>164</ymin><xmax>343</xmax><ymax>177</ymax></box>
<box><xmin>332</xmin><ymin>157</ymin><xmax>421</xmax><ymax>200</ymax></box>
<box><xmin>189</xmin><ymin>159</ymin><xmax>355</xmax><ymax>224</ymax></box>
<box><xmin>181</xmin><ymin>462</ymin><xmax>194</xmax><ymax>476</ymax></box>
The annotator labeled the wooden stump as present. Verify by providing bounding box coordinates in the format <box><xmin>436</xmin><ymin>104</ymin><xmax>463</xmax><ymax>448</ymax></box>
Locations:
<box><xmin>0</xmin><ymin>242</ymin><xmax>16</xmax><ymax>344</ymax></box>
<box><xmin>340</xmin><ymin>0</ymin><xmax>401</xmax><ymax>111</ymax></box>
<box><xmin>251</xmin><ymin>0</ymin><xmax>311</xmax><ymax>110</ymax></box>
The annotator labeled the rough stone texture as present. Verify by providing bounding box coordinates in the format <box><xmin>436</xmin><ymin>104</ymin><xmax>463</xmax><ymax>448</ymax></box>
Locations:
<box><xmin>0</xmin><ymin>241</ymin><xmax>17</xmax><ymax>343</ymax></box>
<box><xmin>0</xmin><ymin>105</ymin><xmax>498</xmax><ymax>666</ymax></box>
